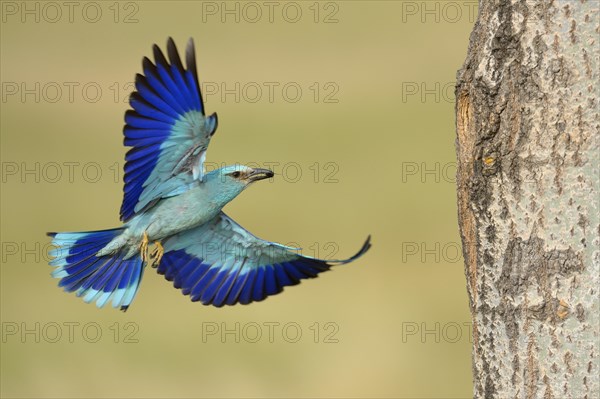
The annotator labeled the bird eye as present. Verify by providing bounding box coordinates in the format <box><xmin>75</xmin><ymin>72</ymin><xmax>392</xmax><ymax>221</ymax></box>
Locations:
<box><xmin>231</xmin><ymin>171</ymin><xmax>241</xmax><ymax>178</ymax></box>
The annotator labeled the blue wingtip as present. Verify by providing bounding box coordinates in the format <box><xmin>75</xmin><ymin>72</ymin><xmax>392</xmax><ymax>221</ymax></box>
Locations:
<box><xmin>349</xmin><ymin>235</ymin><xmax>372</xmax><ymax>261</ymax></box>
<box><xmin>326</xmin><ymin>235</ymin><xmax>372</xmax><ymax>265</ymax></box>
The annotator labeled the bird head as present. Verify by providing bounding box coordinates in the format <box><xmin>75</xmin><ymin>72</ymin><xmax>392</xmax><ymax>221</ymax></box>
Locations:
<box><xmin>203</xmin><ymin>164</ymin><xmax>274</xmax><ymax>204</ymax></box>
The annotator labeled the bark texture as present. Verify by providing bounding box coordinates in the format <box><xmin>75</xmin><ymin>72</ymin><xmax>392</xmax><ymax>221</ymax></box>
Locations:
<box><xmin>455</xmin><ymin>0</ymin><xmax>599</xmax><ymax>398</ymax></box>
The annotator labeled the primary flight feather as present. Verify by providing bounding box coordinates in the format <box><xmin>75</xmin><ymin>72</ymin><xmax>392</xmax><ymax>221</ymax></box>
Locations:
<box><xmin>48</xmin><ymin>38</ymin><xmax>371</xmax><ymax>311</ymax></box>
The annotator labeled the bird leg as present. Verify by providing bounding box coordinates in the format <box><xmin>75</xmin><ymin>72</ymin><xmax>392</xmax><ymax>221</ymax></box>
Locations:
<box><xmin>150</xmin><ymin>241</ymin><xmax>164</xmax><ymax>268</ymax></box>
<box><xmin>140</xmin><ymin>232</ymin><xmax>149</xmax><ymax>262</ymax></box>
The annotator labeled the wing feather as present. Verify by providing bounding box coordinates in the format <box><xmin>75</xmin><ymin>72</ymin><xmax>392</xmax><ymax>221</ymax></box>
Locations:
<box><xmin>157</xmin><ymin>212</ymin><xmax>371</xmax><ymax>306</ymax></box>
<box><xmin>120</xmin><ymin>37</ymin><xmax>218</xmax><ymax>222</ymax></box>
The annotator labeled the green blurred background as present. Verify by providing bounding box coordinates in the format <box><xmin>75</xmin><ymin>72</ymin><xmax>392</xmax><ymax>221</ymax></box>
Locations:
<box><xmin>1</xmin><ymin>1</ymin><xmax>474</xmax><ymax>397</ymax></box>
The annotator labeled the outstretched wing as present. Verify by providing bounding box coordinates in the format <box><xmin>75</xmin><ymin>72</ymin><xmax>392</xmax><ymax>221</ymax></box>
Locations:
<box><xmin>121</xmin><ymin>37</ymin><xmax>218</xmax><ymax>222</ymax></box>
<box><xmin>156</xmin><ymin>213</ymin><xmax>371</xmax><ymax>307</ymax></box>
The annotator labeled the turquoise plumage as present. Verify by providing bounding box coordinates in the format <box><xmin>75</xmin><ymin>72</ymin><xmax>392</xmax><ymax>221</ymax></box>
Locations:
<box><xmin>48</xmin><ymin>38</ymin><xmax>370</xmax><ymax>311</ymax></box>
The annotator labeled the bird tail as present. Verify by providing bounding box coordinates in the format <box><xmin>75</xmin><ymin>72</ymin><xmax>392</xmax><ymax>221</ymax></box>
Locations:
<box><xmin>47</xmin><ymin>228</ymin><xmax>144</xmax><ymax>311</ymax></box>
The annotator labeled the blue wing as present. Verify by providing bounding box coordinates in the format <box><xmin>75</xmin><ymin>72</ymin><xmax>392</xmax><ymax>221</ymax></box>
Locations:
<box><xmin>156</xmin><ymin>213</ymin><xmax>371</xmax><ymax>307</ymax></box>
<box><xmin>121</xmin><ymin>37</ymin><xmax>218</xmax><ymax>222</ymax></box>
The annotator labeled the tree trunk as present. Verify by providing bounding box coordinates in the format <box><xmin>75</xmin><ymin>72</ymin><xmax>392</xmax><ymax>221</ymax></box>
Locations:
<box><xmin>455</xmin><ymin>1</ymin><xmax>599</xmax><ymax>398</ymax></box>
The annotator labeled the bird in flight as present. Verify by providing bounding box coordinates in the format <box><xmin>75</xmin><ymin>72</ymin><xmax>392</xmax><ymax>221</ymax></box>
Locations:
<box><xmin>48</xmin><ymin>38</ymin><xmax>371</xmax><ymax>311</ymax></box>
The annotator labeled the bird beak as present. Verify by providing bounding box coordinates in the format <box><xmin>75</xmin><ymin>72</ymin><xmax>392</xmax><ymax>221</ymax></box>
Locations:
<box><xmin>247</xmin><ymin>168</ymin><xmax>275</xmax><ymax>182</ymax></box>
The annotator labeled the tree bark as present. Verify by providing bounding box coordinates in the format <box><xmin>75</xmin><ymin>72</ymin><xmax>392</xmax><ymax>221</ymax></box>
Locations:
<box><xmin>455</xmin><ymin>1</ymin><xmax>599</xmax><ymax>398</ymax></box>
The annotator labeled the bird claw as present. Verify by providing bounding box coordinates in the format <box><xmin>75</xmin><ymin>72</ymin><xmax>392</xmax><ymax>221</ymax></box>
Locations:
<box><xmin>150</xmin><ymin>241</ymin><xmax>164</xmax><ymax>268</ymax></box>
<box><xmin>140</xmin><ymin>232</ymin><xmax>149</xmax><ymax>262</ymax></box>
<box><xmin>139</xmin><ymin>232</ymin><xmax>163</xmax><ymax>267</ymax></box>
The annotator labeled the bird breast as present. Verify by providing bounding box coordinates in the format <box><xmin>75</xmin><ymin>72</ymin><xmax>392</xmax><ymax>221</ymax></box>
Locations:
<box><xmin>140</xmin><ymin>189</ymin><xmax>220</xmax><ymax>241</ymax></box>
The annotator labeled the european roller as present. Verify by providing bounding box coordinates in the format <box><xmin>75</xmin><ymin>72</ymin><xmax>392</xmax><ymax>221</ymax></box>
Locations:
<box><xmin>48</xmin><ymin>38</ymin><xmax>371</xmax><ymax>311</ymax></box>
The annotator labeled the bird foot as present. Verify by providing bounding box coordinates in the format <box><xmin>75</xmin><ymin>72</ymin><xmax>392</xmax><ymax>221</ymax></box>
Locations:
<box><xmin>150</xmin><ymin>241</ymin><xmax>164</xmax><ymax>268</ymax></box>
<box><xmin>140</xmin><ymin>232</ymin><xmax>149</xmax><ymax>262</ymax></box>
